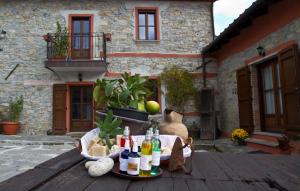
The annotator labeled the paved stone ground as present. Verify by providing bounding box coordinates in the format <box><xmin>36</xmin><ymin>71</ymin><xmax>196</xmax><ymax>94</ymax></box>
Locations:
<box><xmin>0</xmin><ymin>135</ymin><xmax>76</xmax><ymax>183</ymax></box>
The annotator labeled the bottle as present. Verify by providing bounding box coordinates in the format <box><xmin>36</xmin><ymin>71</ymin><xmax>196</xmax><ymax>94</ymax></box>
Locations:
<box><xmin>149</xmin><ymin>127</ymin><xmax>154</xmax><ymax>139</ymax></box>
<box><xmin>127</xmin><ymin>141</ymin><xmax>141</xmax><ymax>176</ymax></box>
<box><xmin>139</xmin><ymin>130</ymin><xmax>152</xmax><ymax>177</ymax></box>
<box><xmin>119</xmin><ymin>139</ymin><xmax>130</xmax><ymax>174</ymax></box>
<box><xmin>120</xmin><ymin>126</ymin><xmax>130</xmax><ymax>148</ymax></box>
<box><xmin>151</xmin><ymin>129</ymin><xmax>161</xmax><ymax>175</ymax></box>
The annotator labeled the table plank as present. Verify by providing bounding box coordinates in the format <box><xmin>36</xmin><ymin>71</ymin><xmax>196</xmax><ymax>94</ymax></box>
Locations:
<box><xmin>0</xmin><ymin>149</ymin><xmax>84</xmax><ymax>191</ymax></box>
<box><xmin>35</xmin><ymin>160</ymin><xmax>95</xmax><ymax>191</ymax></box>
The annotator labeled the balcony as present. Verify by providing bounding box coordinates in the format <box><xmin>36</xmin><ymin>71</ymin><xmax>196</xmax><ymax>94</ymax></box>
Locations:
<box><xmin>44</xmin><ymin>32</ymin><xmax>108</xmax><ymax>73</ymax></box>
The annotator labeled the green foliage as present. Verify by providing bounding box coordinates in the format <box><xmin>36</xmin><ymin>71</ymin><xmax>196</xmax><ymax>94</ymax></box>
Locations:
<box><xmin>94</xmin><ymin>110</ymin><xmax>123</xmax><ymax>149</ymax></box>
<box><xmin>53</xmin><ymin>21</ymin><xmax>68</xmax><ymax>57</ymax></box>
<box><xmin>160</xmin><ymin>66</ymin><xmax>197</xmax><ymax>112</ymax></box>
<box><xmin>93</xmin><ymin>72</ymin><xmax>151</xmax><ymax>110</ymax></box>
<box><xmin>9</xmin><ymin>96</ymin><xmax>23</xmax><ymax>122</ymax></box>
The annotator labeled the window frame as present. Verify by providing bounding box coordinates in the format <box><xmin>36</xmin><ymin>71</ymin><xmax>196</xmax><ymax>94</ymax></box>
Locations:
<box><xmin>135</xmin><ymin>7</ymin><xmax>160</xmax><ymax>41</ymax></box>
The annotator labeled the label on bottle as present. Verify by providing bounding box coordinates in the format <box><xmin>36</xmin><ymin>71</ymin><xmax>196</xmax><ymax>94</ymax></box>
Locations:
<box><xmin>119</xmin><ymin>158</ymin><xmax>128</xmax><ymax>172</ymax></box>
<box><xmin>127</xmin><ymin>157</ymin><xmax>140</xmax><ymax>175</ymax></box>
<box><xmin>151</xmin><ymin>151</ymin><xmax>161</xmax><ymax>166</ymax></box>
<box><xmin>140</xmin><ymin>155</ymin><xmax>152</xmax><ymax>171</ymax></box>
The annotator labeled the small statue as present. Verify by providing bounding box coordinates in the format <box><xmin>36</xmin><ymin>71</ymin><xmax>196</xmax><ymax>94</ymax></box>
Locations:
<box><xmin>168</xmin><ymin>137</ymin><xmax>193</xmax><ymax>174</ymax></box>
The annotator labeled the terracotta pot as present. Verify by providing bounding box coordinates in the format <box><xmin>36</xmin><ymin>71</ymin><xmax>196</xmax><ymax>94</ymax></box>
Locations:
<box><xmin>2</xmin><ymin>122</ymin><xmax>19</xmax><ymax>135</ymax></box>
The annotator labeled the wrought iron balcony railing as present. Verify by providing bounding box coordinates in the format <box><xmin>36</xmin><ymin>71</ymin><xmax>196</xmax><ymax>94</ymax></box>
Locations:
<box><xmin>45</xmin><ymin>32</ymin><xmax>108</xmax><ymax>63</ymax></box>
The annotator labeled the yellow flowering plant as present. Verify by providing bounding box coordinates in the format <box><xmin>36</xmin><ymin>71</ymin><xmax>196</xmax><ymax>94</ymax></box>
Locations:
<box><xmin>231</xmin><ymin>128</ymin><xmax>249</xmax><ymax>145</ymax></box>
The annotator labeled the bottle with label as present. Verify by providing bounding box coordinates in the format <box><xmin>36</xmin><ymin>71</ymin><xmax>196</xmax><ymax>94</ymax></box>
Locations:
<box><xmin>119</xmin><ymin>139</ymin><xmax>130</xmax><ymax>174</ymax></box>
<box><xmin>151</xmin><ymin>129</ymin><xmax>161</xmax><ymax>175</ymax></box>
<box><xmin>139</xmin><ymin>130</ymin><xmax>152</xmax><ymax>177</ymax></box>
<box><xmin>120</xmin><ymin>126</ymin><xmax>130</xmax><ymax>148</ymax></box>
<box><xmin>127</xmin><ymin>141</ymin><xmax>141</xmax><ymax>176</ymax></box>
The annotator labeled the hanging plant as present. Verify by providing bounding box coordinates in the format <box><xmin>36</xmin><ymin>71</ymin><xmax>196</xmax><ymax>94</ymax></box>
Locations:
<box><xmin>160</xmin><ymin>66</ymin><xmax>197</xmax><ymax>113</ymax></box>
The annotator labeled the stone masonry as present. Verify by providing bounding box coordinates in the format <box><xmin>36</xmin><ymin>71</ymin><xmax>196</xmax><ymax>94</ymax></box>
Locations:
<box><xmin>0</xmin><ymin>0</ymin><xmax>215</xmax><ymax>134</ymax></box>
<box><xmin>216</xmin><ymin>17</ymin><xmax>300</xmax><ymax>133</ymax></box>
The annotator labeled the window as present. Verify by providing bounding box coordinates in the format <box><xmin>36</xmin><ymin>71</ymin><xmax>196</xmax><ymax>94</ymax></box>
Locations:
<box><xmin>135</xmin><ymin>8</ymin><xmax>159</xmax><ymax>40</ymax></box>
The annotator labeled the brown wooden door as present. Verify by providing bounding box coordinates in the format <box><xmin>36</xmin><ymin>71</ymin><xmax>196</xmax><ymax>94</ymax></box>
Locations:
<box><xmin>259</xmin><ymin>59</ymin><xmax>284</xmax><ymax>132</ymax></box>
<box><xmin>70</xmin><ymin>86</ymin><xmax>93</xmax><ymax>132</ymax></box>
<box><xmin>53</xmin><ymin>84</ymin><xmax>67</xmax><ymax>134</ymax></box>
<box><xmin>71</xmin><ymin>17</ymin><xmax>91</xmax><ymax>59</ymax></box>
<box><xmin>279</xmin><ymin>44</ymin><xmax>300</xmax><ymax>131</ymax></box>
<box><xmin>236</xmin><ymin>66</ymin><xmax>254</xmax><ymax>133</ymax></box>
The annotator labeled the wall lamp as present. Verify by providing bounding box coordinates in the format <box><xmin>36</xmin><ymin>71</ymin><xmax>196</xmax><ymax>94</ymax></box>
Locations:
<box><xmin>0</xmin><ymin>30</ymin><xmax>6</xmax><ymax>40</ymax></box>
<box><xmin>257</xmin><ymin>45</ymin><xmax>266</xmax><ymax>57</ymax></box>
<box><xmin>78</xmin><ymin>73</ymin><xmax>82</xmax><ymax>82</ymax></box>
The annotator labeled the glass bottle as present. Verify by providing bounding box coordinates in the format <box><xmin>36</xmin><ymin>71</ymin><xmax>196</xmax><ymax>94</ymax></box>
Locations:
<box><xmin>151</xmin><ymin>129</ymin><xmax>161</xmax><ymax>175</ymax></box>
<box><xmin>127</xmin><ymin>141</ymin><xmax>141</xmax><ymax>176</ymax></box>
<box><xmin>139</xmin><ymin>130</ymin><xmax>152</xmax><ymax>177</ymax></box>
<box><xmin>119</xmin><ymin>139</ymin><xmax>130</xmax><ymax>174</ymax></box>
<box><xmin>120</xmin><ymin>126</ymin><xmax>130</xmax><ymax>148</ymax></box>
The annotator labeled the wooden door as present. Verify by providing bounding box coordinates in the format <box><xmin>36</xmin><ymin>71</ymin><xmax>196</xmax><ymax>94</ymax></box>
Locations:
<box><xmin>259</xmin><ymin>59</ymin><xmax>284</xmax><ymax>132</ymax></box>
<box><xmin>53</xmin><ymin>84</ymin><xmax>67</xmax><ymax>134</ymax></box>
<box><xmin>70</xmin><ymin>86</ymin><xmax>93</xmax><ymax>132</ymax></box>
<box><xmin>279</xmin><ymin>45</ymin><xmax>300</xmax><ymax>131</ymax></box>
<box><xmin>236</xmin><ymin>66</ymin><xmax>254</xmax><ymax>133</ymax></box>
<box><xmin>71</xmin><ymin>17</ymin><xmax>91</xmax><ymax>59</ymax></box>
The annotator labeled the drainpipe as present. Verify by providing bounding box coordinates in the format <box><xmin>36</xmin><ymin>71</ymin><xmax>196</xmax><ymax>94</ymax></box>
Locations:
<box><xmin>202</xmin><ymin>54</ymin><xmax>207</xmax><ymax>88</ymax></box>
<box><xmin>210</xmin><ymin>2</ymin><xmax>215</xmax><ymax>40</ymax></box>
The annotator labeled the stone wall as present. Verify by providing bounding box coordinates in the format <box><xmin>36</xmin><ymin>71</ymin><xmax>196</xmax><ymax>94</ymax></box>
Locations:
<box><xmin>216</xmin><ymin>18</ymin><xmax>300</xmax><ymax>134</ymax></box>
<box><xmin>0</xmin><ymin>0</ymin><xmax>214</xmax><ymax>134</ymax></box>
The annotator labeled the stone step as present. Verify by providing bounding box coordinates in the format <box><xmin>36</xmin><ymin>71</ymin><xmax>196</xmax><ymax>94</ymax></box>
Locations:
<box><xmin>252</xmin><ymin>132</ymin><xmax>285</xmax><ymax>142</ymax></box>
<box><xmin>66</xmin><ymin>132</ymin><xmax>86</xmax><ymax>139</ymax></box>
<box><xmin>245</xmin><ymin>138</ymin><xmax>290</xmax><ymax>155</ymax></box>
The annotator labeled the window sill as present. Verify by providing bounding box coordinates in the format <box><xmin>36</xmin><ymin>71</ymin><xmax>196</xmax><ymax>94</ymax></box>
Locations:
<box><xmin>134</xmin><ymin>39</ymin><xmax>161</xmax><ymax>43</ymax></box>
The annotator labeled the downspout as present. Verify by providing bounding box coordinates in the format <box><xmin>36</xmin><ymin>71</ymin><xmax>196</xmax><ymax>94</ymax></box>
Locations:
<box><xmin>210</xmin><ymin>1</ymin><xmax>215</xmax><ymax>40</ymax></box>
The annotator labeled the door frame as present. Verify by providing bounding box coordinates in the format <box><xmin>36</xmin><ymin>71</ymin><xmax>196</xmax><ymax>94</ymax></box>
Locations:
<box><xmin>257</xmin><ymin>58</ymin><xmax>284</xmax><ymax>133</ymax></box>
<box><xmin>66</xmin><ymin>82</ymin><xmax>95</xmax><ymax>133</ymax></box>
<box><xmin>68</xmin><ymin>14</ymin><xmax>94</xmax><ymax>60</ymax></box>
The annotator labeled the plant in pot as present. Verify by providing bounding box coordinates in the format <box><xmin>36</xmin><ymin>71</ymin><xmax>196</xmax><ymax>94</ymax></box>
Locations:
<box><xmin>52</xmin><ymin>21</ymin><xmax>68</xmax><ymax>59</ymax></box>
<box><xmin>93</xmin><ymin>72</ymin><xmax>151</xmax><ymax>121</ymax></box>
<box><xmin>2</xmin><ymin>96</ymin><xmax>23</xmax><ymax>135</ymax></box>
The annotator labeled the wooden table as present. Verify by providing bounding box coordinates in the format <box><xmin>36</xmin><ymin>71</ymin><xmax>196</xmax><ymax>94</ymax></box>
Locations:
<box><xmin>1</xmin><ymin>149</ymin><xmax>299</xmax><ymax>191</ymax></box>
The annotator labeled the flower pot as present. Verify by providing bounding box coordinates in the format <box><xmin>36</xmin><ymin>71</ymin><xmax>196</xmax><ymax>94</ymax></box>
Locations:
<box><xmin>2</xmin><ymin>121</ymin><xmax>19</xmax><ymax>135</ymax></box>
<box><xmin>109</xmin><ymin>107</ymin><xmax>149</xmax><ymax>121</ymax></box>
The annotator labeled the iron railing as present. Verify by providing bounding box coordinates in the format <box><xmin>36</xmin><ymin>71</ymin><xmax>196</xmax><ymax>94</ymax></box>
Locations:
<box><xmin>45</xmin><ymin>32</ymin><xmax>107</xmax><ymax>63</ymax></box>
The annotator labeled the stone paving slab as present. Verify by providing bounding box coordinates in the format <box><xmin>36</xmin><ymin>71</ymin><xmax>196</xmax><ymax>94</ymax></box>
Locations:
<box><xmin>0</xmin><ymin>135</ymin><xmax>76</xmax><ymax>145</ymax></box>
<box><xmin>0</xmin><ymin>143</ymin><xmax>75</xmax><ymax>183</ymax></box>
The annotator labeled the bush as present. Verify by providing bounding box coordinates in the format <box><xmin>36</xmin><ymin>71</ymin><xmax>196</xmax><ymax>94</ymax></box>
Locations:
<box><xmin>9</xmin><ymin>96</ymin><xmax>23</xmax><ymax>122</ymax></box>
<box><xmin>160</xmin><ymin>66</ymin><xmax>196</xmax><ymax>112</ymax></box>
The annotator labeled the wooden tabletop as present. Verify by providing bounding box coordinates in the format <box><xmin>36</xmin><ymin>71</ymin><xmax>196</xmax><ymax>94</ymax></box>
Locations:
<box><xmin>0</xmin><ymin>149</ymin><xmax>299</xmax><ymax>191</ymax></box>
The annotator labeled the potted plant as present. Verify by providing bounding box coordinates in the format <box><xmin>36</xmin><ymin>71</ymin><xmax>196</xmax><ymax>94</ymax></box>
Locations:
<box><xmin>52</xmin><ymin>21</ymin><xmax>68</xmax><ymax>59</ymax></box>
<box><xmin>93</xmin><ymin>72</ymin><xmax>151</xmax><ymax>121</ymax></box>
<box><xmin>231</xmin><ymin>128</ymin><xmax>249</xmax><ymax>145</ymax></box>
<box><xmin>2</xmin><ymin>96</ymin><xmax>23</xmax><ymax>135</ymax></box>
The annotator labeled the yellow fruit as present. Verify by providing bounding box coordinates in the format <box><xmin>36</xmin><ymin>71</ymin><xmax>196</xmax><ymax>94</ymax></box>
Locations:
<box><xmin>146</xmin><ymin>101</ymin><xmax>160</xmax><ymax>114</ymax></box>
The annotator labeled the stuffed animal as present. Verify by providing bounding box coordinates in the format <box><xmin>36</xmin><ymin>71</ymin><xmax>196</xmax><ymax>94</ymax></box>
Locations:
<box><xmin>160</xmin><ymin>109</ymin><xmax>188</xmax><ymax>140</ymax></box>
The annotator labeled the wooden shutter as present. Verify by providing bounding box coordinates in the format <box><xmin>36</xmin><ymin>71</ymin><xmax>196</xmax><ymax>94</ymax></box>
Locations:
<box><xmin>53</xmin><ymin>84</ymin><xmax>67</xmax><ymax>134</ymax></box>
<box><xmin>236</xmin><ymin>66</ymin><xmax>254</xmax><ymax>133</ymax></box>
<box><xmin>279</xmin><ymin>44</ymin><xmax>300</xmax><ymax>131</ymax></box>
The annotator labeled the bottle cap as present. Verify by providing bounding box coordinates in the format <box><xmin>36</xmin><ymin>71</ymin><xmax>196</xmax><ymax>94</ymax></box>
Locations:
<box><xmin>154</xmin><ymin>129</ymin><xmax>159</xmax><ymax>137</ymax></box>
<box><xmin>124</xmin><ymin>126</ymin><xmax>130</xmax><ymax>136</ymax></box>
<box><xmin>145</xmin><ymin>130</ymin><xmax>151</xmax><ymax>140</ymax></box>
<box><xmin>132</xmin><ymin>141</ymin><xmax>138</xmax><ymax>153</ymax></box>
<box><xmin>124</xmin><ymin>139</ymin><xmax>130</xmax><ymax>150</ymax></box>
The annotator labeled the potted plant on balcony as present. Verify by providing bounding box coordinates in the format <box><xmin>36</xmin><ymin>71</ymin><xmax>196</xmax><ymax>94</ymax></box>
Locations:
<box><xmin>52</xmin><ymin>21</ymin><xmax>68</xmax><ymax>59</ymax></box>
<box><xmin>2</xmin><ymin>96</ymin><xmax>23</xmax><ymax>135</ymax></box>
<box><xmin>93</xmin><ymin>72</ymin><xmax>151</xmax><ymax>121</ymax></box>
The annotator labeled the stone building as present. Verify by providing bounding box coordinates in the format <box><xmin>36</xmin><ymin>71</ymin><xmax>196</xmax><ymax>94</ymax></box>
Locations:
<box><xmin>203</xmin><ymin>0</ymin><xmax>300</xmax><ymax>153</ymax></box>
<box><xmin>0</xmin><ymin>0</ymin><xmax>216</xmax><ymax>134</ymax></box>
